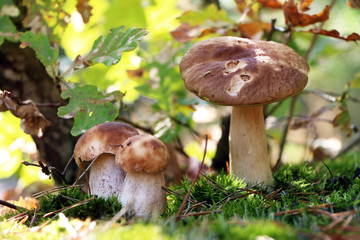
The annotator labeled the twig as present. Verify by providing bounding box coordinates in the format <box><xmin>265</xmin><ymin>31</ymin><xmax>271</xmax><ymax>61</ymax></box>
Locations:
<box><xmin>29</xmin><ymin>209</ymin><xmax>37</xmax><ymax>228</ymax></box>
<box><xmin>321</xmin><ymin>160</ymin><xmax>334</xmax><ymax>191</ymax></box>
<box><xmin>43</xmin><ymin>196</ymin><xmax>97</xmax><ymax>218</ymax></box>
<box><xmin>272</xmin><ymin>95</ymin><xmax>298</xmax><ymax>172</ymax></box>
<box><xmin>175</xmin><ymin>135</ymin><xmax>208</xmax><ymax>222</ymax></box>
<box><xmin>32</xmin><ymin>184</ymin><xmax>84</xmax><ymax>198</ymax></box>
<box><xmin>304</xmin><ymin>0</ymin><xmax>337</xmax><ymax>60</ymax></box>
<box><xmin>176</xmin><ymin>210</ymin><xmax>221</xmax><ymax>219</ymax></box>
<box><xmin>0</xmin><ymin>199</ymin><xmax>20</xmax><ymax>210</ymax></box>
<box><xmin>3</xmin><ymin>211</ymin><xmax>29</xmax><ymax>222</ymax></box>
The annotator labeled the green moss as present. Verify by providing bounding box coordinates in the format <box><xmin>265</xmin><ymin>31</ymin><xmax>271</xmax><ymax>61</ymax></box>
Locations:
<box><xmin>2</xmin><ymin>154</ymin><xmax>360</xmax><ymax>239</ymax></box>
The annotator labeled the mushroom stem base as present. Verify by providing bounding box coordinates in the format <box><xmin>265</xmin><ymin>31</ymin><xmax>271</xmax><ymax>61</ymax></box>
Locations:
<box><xmin>120</xmin><ymin>172</ymin><xmax>166</xmax><ymax>217</ymax></box>
<box><xmin>89</xmin><ymin>153</ymin><xmax>126</xmax><ymax>198</ymax></box>
<box><xmin>229</xmin><ymin>105</ymin><xmax>273</xmax><ymax>186</ymax></box>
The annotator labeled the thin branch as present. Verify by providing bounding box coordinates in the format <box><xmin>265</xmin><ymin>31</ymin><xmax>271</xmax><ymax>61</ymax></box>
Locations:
<box><xmin>272</xmin><ymin>95</ymin><xmax>298</xmax><ymax>172</ymax></box>
<box><xmin>175</xmin><ymin>135</ymin><xmax>208</xmax><ymax>222</ymax></box>
<box><xmin>304</xmin><ymin>0</ymin><xmax>337</xmax><ymax>60</ymax></box>
<box><xmin>0</xmin><ymin>199</ymin><xmax>20</xmax><ymax>210</ymax></box>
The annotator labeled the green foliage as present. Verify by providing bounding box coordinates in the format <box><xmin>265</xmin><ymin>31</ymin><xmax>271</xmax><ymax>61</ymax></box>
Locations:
<box><xmin>19</xmin><ymin>32</ymin><xmax>59</xmax><ymax>77</ymax></box>
<box><xmin>57</xmin><ymin>83</ymin><xmax>123</xmax><ymax>136</ymax></box>
<box><xmin>87</xmin><ymin>26</ymin><xmax>148</xmax><ymax>67</ymax></box>
<box><xmin>178</xmin><ymin>4</ymin><xmax>232</xmax><ymax>25</ymax></box>
<box><xmin>0</xmin><ymin>0</ymin><xmax>18</xmax><ymax>45</ymax></box>
<box><xmin>135</xmin><ymin>46</ymin><xmax>196</xmax><ymax>142</ymax></box>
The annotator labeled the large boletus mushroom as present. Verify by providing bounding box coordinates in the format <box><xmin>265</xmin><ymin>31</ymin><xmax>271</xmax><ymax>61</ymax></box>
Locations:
<box><xmin>180</xmin><ymin>36</ymin><xmax>309</xmax><ymax>186</ymax></box>
<box><xmin>74</xmin><ymin>122</ymin><xmax>139</xmax><ymax>198</ymax></box>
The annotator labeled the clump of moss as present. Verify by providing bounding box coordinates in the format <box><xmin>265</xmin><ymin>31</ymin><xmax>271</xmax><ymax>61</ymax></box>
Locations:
<box><xmin>165</xmin><ymin>154</ymin><xmax>360</xmax><ymax>235</ymax></box>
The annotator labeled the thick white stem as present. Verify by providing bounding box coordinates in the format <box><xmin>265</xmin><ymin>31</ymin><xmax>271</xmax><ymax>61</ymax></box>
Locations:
<box><xmin>89</xmin><ymin>153</ymin><xmax>126</xmax><ymax>198</ymax></box>
<box><xmin>120</xmin><ymin>172</ymin><xmax>166</xmax><ymax>217</ymax></box>
<box><xmin>229</xmin><ymin>105</ymin><xmax>273</xmax><ymax>186</ymax></box>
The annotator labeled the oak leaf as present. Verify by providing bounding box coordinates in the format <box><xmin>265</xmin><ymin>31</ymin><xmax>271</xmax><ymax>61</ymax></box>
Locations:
<box><xmin>308</xmin><ymin>29</ymin><xmax>360</xmax><ymax>42</ymax></box>
<box><xmin>283</xmin><ymin>0</ymin><xmax>330</xmax><ymax>27</ymax></box>
<box><xmin>258</xmin><ymin>0</ymin><xmax>283</xmax><ymax>9</ymax></box>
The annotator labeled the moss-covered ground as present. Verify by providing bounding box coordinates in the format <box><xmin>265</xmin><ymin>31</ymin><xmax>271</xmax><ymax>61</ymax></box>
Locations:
<box><xmin>1</xmin><ymin>153</ymin><xmax>360</xmax><ymax>239</ymax></box>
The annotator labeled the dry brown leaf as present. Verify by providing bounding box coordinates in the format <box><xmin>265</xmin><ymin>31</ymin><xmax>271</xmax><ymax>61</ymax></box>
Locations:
<box><xmin>126</xmin><ymin>68</ymin><xmax>145</xmax><ymax>79</ymax></box>
<box><xmin>258</xmin><ymin>0</ymin><xmax>283</xmax><ymax>9</ymax></box>
<box><xmin>283</xmin><ymin>0</ymin><xmax>330</xmax><ymax>27</ymax></box>
<box><xmin>0</xmin><ymin>197</ymin><xmax>39</xmax><ymax>215</ymax></box>
<box><xmin>308</xmin><ymin>29</ymin><xmax>360</xmax><ymax>42</ymax></box>
<box><xmin>299</xmin><ymin>0</ymin><xmax>313</xmax><ymax>11</ymax></box>
<box><xmin>0</xmin><ymin>90</ymin><xmax>51</xmax><ymax>137</ymax></box>
<box><xmin>76</xmin><ymin>0</ymin><xmax>92</xmax><ymax>24</ymax></box>
<box><xmin>170</xmin><ymin>23</ymin><xmax>197</xmax><ymax>43</ymax></box>
<box><xmin>170</xmin><ymin>23</ymin><xmax>218</xmax><ymax>43</ymax></box>
<box><xmin>238</xmin><ymin>22</ymin><xmax>272</xmax><ymax>39</ymax></box>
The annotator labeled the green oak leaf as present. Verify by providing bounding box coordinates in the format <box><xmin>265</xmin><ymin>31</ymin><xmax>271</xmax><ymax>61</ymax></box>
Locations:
<box><xmin>0</xmin><ymin>0</ymin><xmax>19</xmax><ymax>45</ymax></box>
<box><xmin>88</xmin><ymin>26</ymin><xmax>148</xmax><ymax>66</ymax></box>
<box><xmin>57</xmin><ymin>84</ymin><xmax>123</xmax><ymax>136</ymax></box>
<box><xmin>19</xmin><ymin>31</ymin><xmax>59</xmax><ymax>77</ymax></box>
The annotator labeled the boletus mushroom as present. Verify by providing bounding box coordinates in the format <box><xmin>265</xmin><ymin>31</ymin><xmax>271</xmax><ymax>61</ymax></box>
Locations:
<box><xmin>180</xmin><ymin>36</ymin><xmax>309</xmax><ymax>186</ymax></box>
<box><xmin>74</xmin><ymin>122</ymin><xmax>139</xmax><ymax>198</ymax></box>
<box><xmin>115</xmin><ymin>134</ymin><xmax>170</xmax><ymax>217</ymax></box>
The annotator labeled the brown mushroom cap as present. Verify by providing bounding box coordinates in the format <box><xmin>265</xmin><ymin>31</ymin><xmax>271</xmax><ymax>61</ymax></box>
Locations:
<box><xmin>115</xmin><ymin>134</ymin><xmax>170</xmax><ymax>174</ymax></box>
<box><xmin>180</xmin><ymin>36</ymin><xmax>309</xmax><ymax>106</ymax></box>
<box><xmin>74</xmin><ymin>122</ymin><xmax>139</xmax><ymax>166</ymax></box>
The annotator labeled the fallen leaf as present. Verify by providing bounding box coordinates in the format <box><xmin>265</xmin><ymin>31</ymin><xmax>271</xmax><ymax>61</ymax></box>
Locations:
<box><xmin>76</xmin><ymin>0</ymin><xmax>92</xmax><ymax>24</ymax></box>
<box><xmin>283</xmin><ymin>0</ymin><xmax>330</xmax><ymax>27</ymax></box>
<box><xmin>0</xmin><ymin>197</ymin><xmax>39</xmax><ymax>215</ymax></box>
<box><xmin>258</xmin><ymin>0</ymin><xmax>283</xmax><ymax>9</ymax></box>
<box><xmin>0</xmin><ymin>90</ymin><xmax>51</xmax><ymax>137</ymax></box>
<box><xmin>307</xmin><ymin>29</ymin><xmax>360</xmax><ymax>42</ymax></box>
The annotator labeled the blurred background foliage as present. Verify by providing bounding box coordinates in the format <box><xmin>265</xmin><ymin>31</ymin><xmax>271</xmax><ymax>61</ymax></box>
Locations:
<box><xmin>0</xmin><ymin>0</ymin><xmax>360</xmax><ymax>201</ymax></box>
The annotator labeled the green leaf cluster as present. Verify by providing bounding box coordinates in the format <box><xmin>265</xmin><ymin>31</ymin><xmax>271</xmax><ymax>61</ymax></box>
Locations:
<box><xmin>57</xmin><ymin>83</ymin><xmax>123</xmax><ymax>136</ymax></box>
<box><xmin>88</xmin><ymin>26</ymin><xmax>148</xmax><ymax>66</ymax></box>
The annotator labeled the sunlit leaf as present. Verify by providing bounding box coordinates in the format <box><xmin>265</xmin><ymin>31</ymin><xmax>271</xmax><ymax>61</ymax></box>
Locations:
<box><xmin>0</xmin><ymin>0</ymin><xmax>18</xmax><ymax>45</ymax></box>
<box><xmin>22</xmin><ymin>0</ymin><xmax>70</xmax><ymax>43</ymax></box>
<box><xmin>307</xmin><ymin>29</ymin><xmax>360</xmax><ymax>42</ymax></box>
<box><xmin>171</xmin><ymin>4</ymin><xmax>232</xmax><ymax>42</ymax></box>
<box><xmin>258</xmin><ymin>0</ymin><xmax>283</xmax><ymax>9</ymax></box>
<box><xmin>87</xmin><ymin>26</ymin><xmax>148</xmax><ymax>66</ymax></box>
<box><xmin>283</xmin><ymin>0</ymin><xmax>330</xmax><ymax>27</ymax></box>
<box><xmin>19</xmin><ymin>31</ymin><xmax>59</xmax><ymax>77</ymax></box>
<box><xmin>349</xmin><ymin>73</ymin><xmax>360</xmax><ymax>88</ymax></box>
<box><xmin>0</xmin><ymin>16</ymin><xmax>17</xmax><ymax>45</ymax></box>
<box><xmin>57</xmin><ymin>84</ymin><xmax>124</xmax><ymax>136</ymax></box>
<box><xmin>178</xmin><ymin>4</ymin><xmax>232</xmax><ymax>25</ymax></box>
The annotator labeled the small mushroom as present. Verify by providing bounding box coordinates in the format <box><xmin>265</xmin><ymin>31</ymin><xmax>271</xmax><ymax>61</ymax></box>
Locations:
<box><xmin>115</xmin><ymin>134</ymin><xmax>170</xmax><ymax>217</ymax></box>
<box><xmin>180</xmin><ymin>36</ymin><xmax>309</xmax><ymax>186</ymax></box>
<box><xmin>74</xmin><ymin>122</ymin><xmax>139</xmax><ymax>198</ymax></box>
